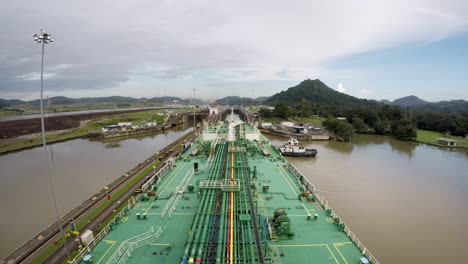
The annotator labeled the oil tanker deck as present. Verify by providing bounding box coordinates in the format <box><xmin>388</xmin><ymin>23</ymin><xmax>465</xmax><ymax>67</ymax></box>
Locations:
<box><xmin>73</xmin><ymin>121</ymin><xmax>378</xmax><ymax>264</ymax></box>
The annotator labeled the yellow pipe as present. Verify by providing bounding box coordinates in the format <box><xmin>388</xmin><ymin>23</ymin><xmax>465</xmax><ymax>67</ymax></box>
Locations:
<box><xmin>229</xmin><ymin>147</ymin><xmax>234</xmax><ymax>264</ymax></box>
<box><xmin>230</xmin><ymin>192</ymin><xmax>234</xmax><ymax>263</ymax></box>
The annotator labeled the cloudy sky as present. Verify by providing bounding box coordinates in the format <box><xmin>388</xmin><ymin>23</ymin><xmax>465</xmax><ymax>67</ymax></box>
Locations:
<box><xmin>1</xmin><ymin>0</ymin><xmax>468</xmax><ymax>101</ymax></box>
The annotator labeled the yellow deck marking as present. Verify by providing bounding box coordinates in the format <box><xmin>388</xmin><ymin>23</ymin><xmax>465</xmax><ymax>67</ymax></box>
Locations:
<box><xmin>301</xmin><ymin>203</ymin><xmax>311</xmax><ymax>215</ymax></box>
<box><xmin>280</xmin><ymin>166</ymin><xmax>302</xmax><ymax>194</ymax></box>
<box><xmin>105</xmin><ymin>241</ymin><xmax>124</xmax><ymax>264</ymax></box>
<box><xmin>97</xmin><ymin>240</ymin><xmax>116</xmax><ymax>264</ymax></box>
<box><xmin>284</xmin><ymin>214</ymin><xmax>308</xmax><ymax>217</ymax></box>
<box><xmin>270</xmin><ymin>243</ymin><xmax>328</xmax><ymax>247</ymax></box>
<box><xmin>146</xmin><ymin>212</ymin><xmax>195</xmax><ymax>215</ymax></box>
<box><xmin>325</xmin><ymin>244</ymin><xmax>340</xmax><ymax>264</ymax></box>
<box><xmin>144</xmin><ymin>163</ymin><xmax>187</xmax><ymax>214</ymax></box>
<box><xmin>269</xmin><ymin>244</ymin><xmax>339</xmax><ymax>264</ymax></box>
<box><xmin>334</xmin><ymin>242</ymin><xmax>352</xmax><ymax>246</ymax></box>
<box><xmin>277</xmin><ymin>166</ymin><xmax>299</xmax><ymax>196</ymax></box>
<box><xmin>159</xmin><ymin>162</ymin><xmax>187</xmax><ymax>190</ymax></box>
<box><xmin>333</xmin><ymin>242</ymin><xmax>352</xmax><ymax>264</ymax></box>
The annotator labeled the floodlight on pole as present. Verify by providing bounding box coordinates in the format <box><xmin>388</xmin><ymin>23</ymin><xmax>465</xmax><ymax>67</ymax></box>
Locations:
<box><xmin>192</xmin><ymin>88</ymin><xmax>196</xmax><ymax>129</ymax></box>
<box><xmin>33</xmin><ymin>29</ymin><xmax>70</xmax><ymax>259</ymax></box>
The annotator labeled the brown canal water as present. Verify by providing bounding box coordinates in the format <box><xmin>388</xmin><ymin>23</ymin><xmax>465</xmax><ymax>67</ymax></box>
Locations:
<box><xmin>1</xmin><ymin>131</ymin><xmax>466</xmax><ymax>262</ymax></box>
<box><xmin>0</xmin><ymin>127</ymin><xmax>192</xmax><ymax>259</ymax></box>
<box><xmin>266</xmin><ymin>134</ymin><xmax>468</xmax><ymax>264</ymax></box>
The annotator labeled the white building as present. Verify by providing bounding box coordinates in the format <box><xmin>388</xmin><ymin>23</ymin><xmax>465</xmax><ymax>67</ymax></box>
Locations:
<box><xmin>118</xmin><ymin>122</ymin><xmax>132</xmax><ymax>127</ymax></box>
<box><xmin>209</xmin><ymin>102</ymin><xmax>219</xmax><ymax>115</ymax></box>
<box><xmin>280</xmin><ymin>121</ymin><xmax>294</xmax><ymax>127</ymax></box>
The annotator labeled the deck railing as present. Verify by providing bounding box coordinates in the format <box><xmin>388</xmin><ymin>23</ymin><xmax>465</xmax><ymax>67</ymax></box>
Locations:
<box><xmin>68</xmin><ymin>156</ymin><xmax>168</xmax><ymax>264</ymax></box>
<box><xmin>161</xmin><ymin>169</ymin><xmax>194</xmax><ymax>218</ymax></box>
<box><xmin>68</xmin><ymin>193</ymin><xmax>142</xmax><ymax>264</ymax></box>
<box><xmin>285</xmin><ymin>162</ymin><xmax>381</xmax><ymax>264</ymax></box>
<box><xmin>199</xmin><ymin>179</ymin><xmax>240</xmax><ymax>192</ymax></box>
<box><xmin>141</xmin><ymin>158</ymin><xmax>174</xmax><ymax>192</ymax></box>
<box><xmin>107</xmin><ymin>226</ymin><xmax>163</xmax><ymax>264</ymax></box>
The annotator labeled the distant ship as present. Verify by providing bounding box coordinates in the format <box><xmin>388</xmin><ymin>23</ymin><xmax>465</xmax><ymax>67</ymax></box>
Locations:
<box><xmin>278</xmin><ymin>137</ymin><xmax>318</xmax><ymax>157</ymax></box>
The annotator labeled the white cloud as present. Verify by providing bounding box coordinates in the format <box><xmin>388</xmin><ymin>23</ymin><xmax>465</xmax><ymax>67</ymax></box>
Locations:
<box><xmin>16</xmin><ymin>72</ymin><xmax>56</xmax><ymax>81</ymax></box>
<box><xmin>1</xmin><ymin>0</ymin><xmax>468</xmax><ymax>98</ymax></box>
<box><xmin>359</xmin><ymin>89</ymin><xmax>373</xmax><ymax>96</ymax></box>
<box><xmin>337</xmin><ymin>83</ymin><xmax>346</xmax><ymax>93</ymax></box>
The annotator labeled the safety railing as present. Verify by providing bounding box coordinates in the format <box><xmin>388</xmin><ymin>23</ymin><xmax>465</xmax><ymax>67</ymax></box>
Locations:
<box><xmin>68</xmin><ymin>193</ymin><xmax>142</xmax><ymax>264</ymax></box>
<box><xmin>107</xmin><ymin>226</ymin><xmax>163</xmax><ymax>264</ymax></box>
<box><xmin>161</xmin><ymin>169</ymin><xmax>194</xmax><ymax>218</ymax></box>
<box><xmin>141</xmin><ymin>158</ymin><xmax>174</xmax><ymax>192</ymax></box>
<box><xmin>198</xmin><ymin>179</ymin><xmax>240</xmax><ymax>192</ymax></box>
<box><xmin>285</xmin><ymin>162</ymin><xmax>380</xmax><ymax>264</ymax></box>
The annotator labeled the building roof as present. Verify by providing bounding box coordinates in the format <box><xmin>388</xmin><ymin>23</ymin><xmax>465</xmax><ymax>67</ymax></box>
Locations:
<box><xmin>209</xmin><ymin>102</ymin><xmax>218</xmax><ymax>107</ymax></box>
<box><xmin>437</xmin><ymin>138</ymin><xmax>457</xmax><ymax>143</ymax></box>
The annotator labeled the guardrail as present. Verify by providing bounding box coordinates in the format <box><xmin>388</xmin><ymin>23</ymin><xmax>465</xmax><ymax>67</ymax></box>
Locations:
<box><xmin>68</xmin><ymin>192</ymin><xmax>142</xmax><ymax>264</ymax></box>
<box><xmin>161</xmin><ymin>169</ymin><xmax>194</xmax><ymax>218</ymax></box>
<box><xmin>141</xmin><ymin>158</ymin><xmax>174</xmax><ymax>192</ymax></box>
<box><xmin>107</xmin><ymin>227</ymin><xmax>163</xmax><ymax>264</ymax></box>
<box><xmin>285</xmin><ymin>162</ymin><xmax>380</xmax><ymax>264</ymax></box>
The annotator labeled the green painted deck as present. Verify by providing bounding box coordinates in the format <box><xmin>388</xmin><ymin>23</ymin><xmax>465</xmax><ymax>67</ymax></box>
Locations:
<box><xmin>81</xmin><ymin>122</ymin><xmax>367</xmax><ymax>264</ymax></box>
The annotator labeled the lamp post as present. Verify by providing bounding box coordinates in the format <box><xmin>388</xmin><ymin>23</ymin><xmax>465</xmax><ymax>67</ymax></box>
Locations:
<box><xmin>192</xmin><ymin>88</ymin><xmax>196</xmax><ymax>129</ymax></box>
<box><xmin>33</xmin><ymin>29</ymin><xmax>53</xmax><ymax>149</ymax></box>
<box><xmin>33</xmin><ymin>29</ymin><xmax>71</xmax><ymax>259</ymax></box>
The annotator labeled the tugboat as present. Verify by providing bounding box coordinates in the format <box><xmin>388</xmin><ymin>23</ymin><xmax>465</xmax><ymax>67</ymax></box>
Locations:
<box><xmin>278</xmin><ymin>138</ymin><xmax>317</xmax><ymax>157</ymax></box>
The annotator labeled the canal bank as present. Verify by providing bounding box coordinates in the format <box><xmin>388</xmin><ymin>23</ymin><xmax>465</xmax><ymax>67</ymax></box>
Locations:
<box><xmin>0</xmin><ymin>127</ymin><xmax>193</xmax><ymax>261</ymax></box>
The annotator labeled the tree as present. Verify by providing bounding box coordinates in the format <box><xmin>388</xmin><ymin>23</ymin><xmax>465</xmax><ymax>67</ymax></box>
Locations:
<box><xmin>273</xmin><ymin>103</ymin><xmax>292</xmax><ymax>119</ymax></box>
<box><xmin>373</xmin><ymin>118</ymin><xmax>389</xmax><ymax>135</ymax></box>
<box><xmin>297</xmin><ymin>99</ymin><xmax>312</xmax><ymax>120</ymax></box>
<box><xmin>391</xmin><ymin>118</ymin><xmax>417</xmax><ymax>141</ymax></box>
<box><xmin>352</xmin><ymin>117</ymin><xmax>367</xmax><ymax>133</ymax></box>
<box><xmin>335</xmin><ymin>121</ymin><xmax>354</xmax><ymax>141</ymax></box>
<box><xmin>323</xmin><ymin>117</ymin><xmax>339</xmax><ymax>131</ymax></box>
<box><xmin>323</xmin><ymin>117</ymin><xmax>353</xmax><ymax>141</ymax></box>
<box><xmin>258</xmin><ymin>108</ymin><xmax>273</xmax><ymax>118</ymax></box>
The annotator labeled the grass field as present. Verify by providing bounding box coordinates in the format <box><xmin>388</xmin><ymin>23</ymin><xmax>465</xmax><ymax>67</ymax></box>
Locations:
<box><xmin>0</xmin><ymin>108</ymin><xmax>25</xmax><ymax>117</ymax></box>
<box><xmin>0</xmin><ymin>110</ymin><xmax>167</xmax><ymax>154</ymax></box>
<box><xmin>261</xmin><ymin>116</ymin><xmax>287</xmax><ymax>123</ymax></box>
<box><xmin>293</xmin><ymin>116</ymin><xmax>325</xmax><ymax>126</ymax></box>
<box><xmin>417</xmin><ymin>130</ymin><xmax>468</xmax><ymax>148</ymax></box>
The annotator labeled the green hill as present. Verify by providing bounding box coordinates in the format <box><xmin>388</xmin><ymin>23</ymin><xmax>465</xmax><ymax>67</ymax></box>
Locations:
<box><xmin>264</xmin><ymin>79</ymin><xmax>377</xmax><ymax>107</ymax></box>
<box><xmin>392</xmin><ymin>95</ymin><xmax>429</xmax><ymax>107</ymax></box>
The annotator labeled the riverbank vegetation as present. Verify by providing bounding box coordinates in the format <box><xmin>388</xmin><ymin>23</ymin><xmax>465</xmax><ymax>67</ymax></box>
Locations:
<box><xmin>0</xmin><ymin>110</ymin><xmax>166</xmax><ymax>154</ymax></box>
<box><xmin>259</xmin><ymin>80</ymin><xmax>467</xmax><ymax>142</ymax></box>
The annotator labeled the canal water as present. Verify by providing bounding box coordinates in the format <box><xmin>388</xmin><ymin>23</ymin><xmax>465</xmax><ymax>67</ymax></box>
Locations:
<box><xmin>0</xmin><ymin>127</ymin><xmax>191</xmax><ymax>259</ymax></box>
<box><xmin>266</xmin><ymin>134</ymin><xmax>468</xmax><ymax>264</ymax></box>
<box><xmin>0</xmin><ymin>132</ymin><xmax>466</xmax><ymax>263</ymax></box>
